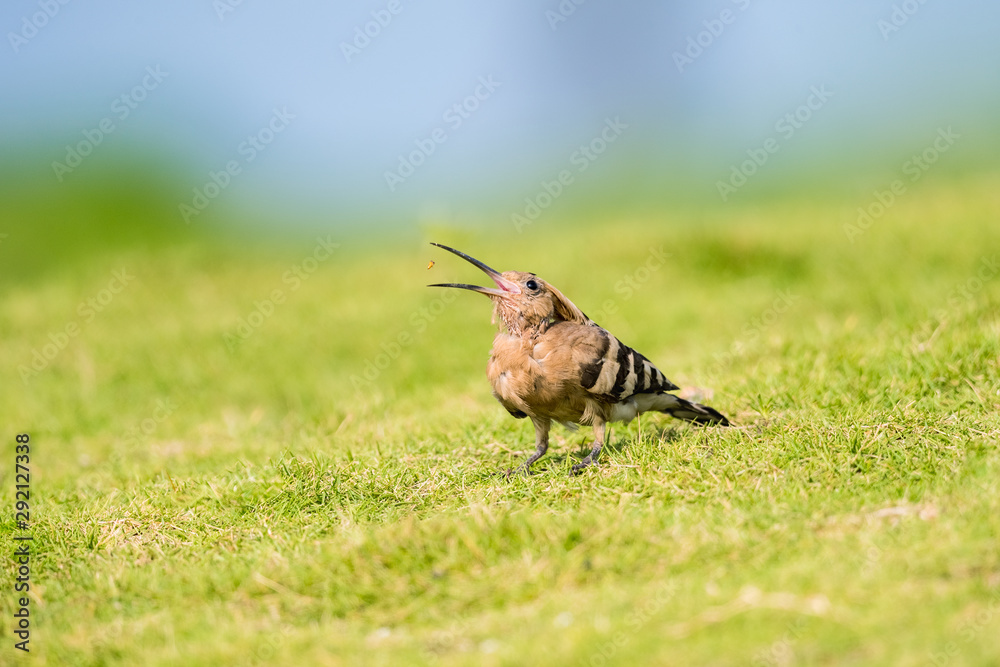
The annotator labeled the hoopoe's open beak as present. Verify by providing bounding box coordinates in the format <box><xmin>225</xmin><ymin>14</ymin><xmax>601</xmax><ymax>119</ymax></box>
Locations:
<box><xmin>427</xmin><ymin>243</ymin><xmax>522</xmax><ymax>297</ymax></box>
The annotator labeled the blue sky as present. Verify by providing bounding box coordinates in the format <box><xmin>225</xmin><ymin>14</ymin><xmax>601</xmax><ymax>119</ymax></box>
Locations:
<box><xmin>3</xmin><ymin>0</ymin><xmax>998</xmax><ymax>225</ymax></box>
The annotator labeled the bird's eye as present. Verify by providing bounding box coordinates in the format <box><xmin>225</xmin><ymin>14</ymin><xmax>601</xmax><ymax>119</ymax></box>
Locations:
<box><xmin>525</xmin><ymin>279</ymin><xmax>539</xmax><ymax>291</ymax></box>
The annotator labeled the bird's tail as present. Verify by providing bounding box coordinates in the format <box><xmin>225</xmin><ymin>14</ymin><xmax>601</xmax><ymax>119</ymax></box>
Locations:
<box><xmin>658</xmin><ymin>394</ymin><xmax>730</xmax><ymax>426</ymax></box>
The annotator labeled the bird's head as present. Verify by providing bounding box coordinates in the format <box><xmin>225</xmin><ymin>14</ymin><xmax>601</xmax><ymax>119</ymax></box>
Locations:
<box><xmin>428</xmin><ymin>243</ymin><xmax>592</xmax><ymax>336</ymax></box>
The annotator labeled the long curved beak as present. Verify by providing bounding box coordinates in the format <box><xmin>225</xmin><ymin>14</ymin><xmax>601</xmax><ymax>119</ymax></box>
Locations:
<box><xmin>427</xmin><ymin>243</ymin><xmax>521</xmax><ymax>296</ymax></box>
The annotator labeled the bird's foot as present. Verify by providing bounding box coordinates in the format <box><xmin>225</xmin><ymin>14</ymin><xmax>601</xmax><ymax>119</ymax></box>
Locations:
<box><xmin>502</xmin><ymin>464</ymin><xmax>534</xmax><ymax>480</ymax></box>
<box><xmin>503</xmin><ymin>441</ymin><xmax>548</xmax><ymax>480</ymax></box>
<box><xmin>570</xmin><ymin>455</ymin><xmax>596</xmax><ymax>476</ymax></box>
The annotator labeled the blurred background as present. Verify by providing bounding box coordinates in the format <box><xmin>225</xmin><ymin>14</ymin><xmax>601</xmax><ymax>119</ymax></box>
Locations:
<box><xmin>5</xmin><ymin>6</ymin><xmax>1000</xmax><ymax>661</ymax></box>
<box><xmin>2</xmin><ymin>0</ymin><xmax>999</xmax><ymax>275</ymax></box>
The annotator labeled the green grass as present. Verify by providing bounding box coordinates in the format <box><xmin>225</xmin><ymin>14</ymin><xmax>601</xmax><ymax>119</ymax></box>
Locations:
<box><xmin>3</xmin><ymin>173</ymin><xmax>1000</xmax><ymax>665</ymax></box>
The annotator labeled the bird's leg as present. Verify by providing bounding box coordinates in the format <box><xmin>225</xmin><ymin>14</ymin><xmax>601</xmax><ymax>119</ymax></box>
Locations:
<box><xmin>507</xmin><ymin>417</ymin><xmax>549</xmax><ymax>477</ymax></box>
<box><xmin>571</xmin><ymin>418</ymin><xmax>606</xmax><ymax>475</ymax></box>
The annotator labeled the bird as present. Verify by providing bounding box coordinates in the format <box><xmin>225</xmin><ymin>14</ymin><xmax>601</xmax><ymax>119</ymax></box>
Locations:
<box><xmin>428</xmin><ymin>243</ymin><xmax>730</xmax><ymax>476</ymax></box>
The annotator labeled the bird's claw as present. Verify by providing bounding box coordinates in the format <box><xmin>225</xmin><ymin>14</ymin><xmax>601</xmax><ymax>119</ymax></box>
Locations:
<box><xmin>570</xmin><ymin>456</ymin><xmax>596</xmax><ymax>476</ymax></box>
<box><xmin>503</xmin><ymin>465</ymin><xmax>533</xmax><ymax>480</ymax></box>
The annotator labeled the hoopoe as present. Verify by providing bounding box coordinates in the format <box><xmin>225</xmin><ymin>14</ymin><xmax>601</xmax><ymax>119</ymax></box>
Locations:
<box><xmin>429</xmin><ymin>243</ymin><xmax>729</xmax><ymax>475</ymax></box>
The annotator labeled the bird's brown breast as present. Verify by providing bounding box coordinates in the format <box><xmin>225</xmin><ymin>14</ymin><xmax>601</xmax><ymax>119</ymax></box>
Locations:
<box><xmin>487</xmin><ymin>329</ymin><xmax>600</xmax><ymax>424</ymax></box>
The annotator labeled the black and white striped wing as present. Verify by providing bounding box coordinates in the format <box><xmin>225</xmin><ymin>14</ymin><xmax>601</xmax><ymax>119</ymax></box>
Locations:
<box><xmin>579</xmin><ymin>329</ymin><xmax>679</xmax><ymax>403</ymax></box>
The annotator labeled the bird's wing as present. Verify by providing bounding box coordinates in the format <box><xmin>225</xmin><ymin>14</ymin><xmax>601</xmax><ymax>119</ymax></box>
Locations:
<box><xmin>535</xmin><ymin>322</ymin><xmax>679</xmax><ymax>404</ymax></box>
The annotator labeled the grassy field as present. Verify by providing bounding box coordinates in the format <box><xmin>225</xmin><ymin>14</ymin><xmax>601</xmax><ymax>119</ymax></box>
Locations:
<box><xmin>3</xmin><ymin>173</ymin><xmax>1000</xmax><ymax>665</ymax></box>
